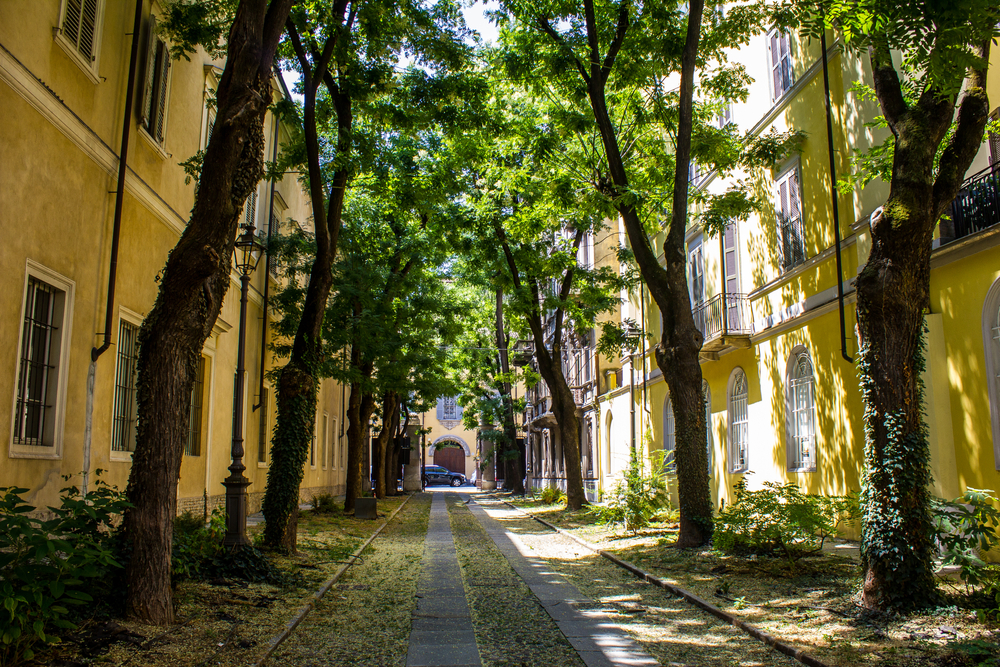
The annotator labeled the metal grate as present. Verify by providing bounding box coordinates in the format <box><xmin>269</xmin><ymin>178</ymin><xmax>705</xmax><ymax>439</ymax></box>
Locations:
<box><xmin>185</xmin><ymin>357</ymin><xmax>205</xmax><ymax>455</ymax></box>
<box><xmin>14</xmin><ymin>278</ymin><xmax>59</xmax><ymax>447</ymax></box>
<box><xmin>111</xmin><ymin>320</ymin><xmax>139</xmax><ymax>452</ymax></box>
<box><xmin>790</xmin><ymin>354</ymin><xmax>815</xmax><ymax>470</ymax></box>
<box><xmin>258</xmin><ymin>387</ymin><xmax>269</xmax><ymax>463</ymax></box>
<box><xmin>728</xmin><ymin>371</ymin><xmax>748</xmax><ymax>472</ymax></box>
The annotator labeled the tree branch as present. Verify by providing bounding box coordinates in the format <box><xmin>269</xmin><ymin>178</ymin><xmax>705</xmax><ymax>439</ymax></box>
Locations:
<box><xmin>601</xmin><ymin>0</ymin><xmax>630</xmax><ymax>83</ymax></box>
<box><xmin>537</xmin><ymin>15</ymin><xmax>591</xmax><ymax>85</ymax></box>
<box><xmin>868</xmin><ymin>42</ymin><xmax>907</xmax><ymax>133</ymax></box>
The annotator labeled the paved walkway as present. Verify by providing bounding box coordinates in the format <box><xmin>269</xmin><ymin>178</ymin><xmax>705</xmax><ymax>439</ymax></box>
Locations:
<box><xmin>407</xmin><ymin>493</ymin><xmax>482</xmax><ymax>667</ymax></box>
<box><xmin>406</xmin><ymin>493</ymin><xmax>658</xmax><ymax>667</ymax></box>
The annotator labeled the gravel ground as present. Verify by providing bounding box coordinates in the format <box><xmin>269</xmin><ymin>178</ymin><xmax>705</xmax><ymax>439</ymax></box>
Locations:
<box><xmin>473</xmin><ymin>498</ymin><xmax>801</xmax><ymax>667</ymax></box>
<box><xmin>446</xmin><ymin>494</ymin><xmax>583</xmax><ymax>667</ymax></box>
<box><xmin>265</xmin><ymin>494</ymin><xmax>431</xmax><ymax>666</ymax></box>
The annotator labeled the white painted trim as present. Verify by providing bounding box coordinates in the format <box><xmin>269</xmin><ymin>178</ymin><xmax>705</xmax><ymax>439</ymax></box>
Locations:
<box><xmin>54</xmin><ymin>0</ymin><xmax>105</xmax><ymax>85</ymax></box>
<box><xmin>784</xmin><ymin>345</ymin><xmax>817</xmax><ymax>473</ymax></box>
<box><xmin>981</xmin><ymin>277</ymin><xmax>1000</xmax><ymax>470</ymax></box>
<box><xmin>726</xmin><ymin>367</ymin><xmax>749</xmax><ymax>474</ymax></box>
<box><xmin>9</xmin><ymin>260</ymin><xmax>76</xmax><ymax>460</ymax></box>
<box><xmin>0</xmin><ymin>44</ymin><xmax>187</xmax><ymax>235</ymax></box>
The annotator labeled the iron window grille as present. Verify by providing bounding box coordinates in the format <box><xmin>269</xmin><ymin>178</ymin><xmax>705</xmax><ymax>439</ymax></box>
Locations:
<box><xmin>789</xmin><ymin>353</ymin><xmax>816</xmax><ymax>470</ymax></box>
<box><xmin>13</xmin><ymin>278</ymin><xmax>61</xmax><ymax>447</ymax></box>
<box><xmin>728</xmin><ymin>371</ymin><xmax>749</xmax><ymax>473</ymax></box>
<box><xmin>185</xmin><ymin>357</ymin><xmax>205</xmax><ymax>456</ymax></box>
<box><xmin>258</xmin><ymin>387</ymin><xmax>269</xmax><ymax>463</ymax></box>
<box><xmin>111</xmin><ymin>320</ymin><xmax>139</xmax><ymax>452</ymax></box>
<box><xmin>662</xmin><ymin>397</ymin><xmax>676</xmax><ymax>472</ymax></box>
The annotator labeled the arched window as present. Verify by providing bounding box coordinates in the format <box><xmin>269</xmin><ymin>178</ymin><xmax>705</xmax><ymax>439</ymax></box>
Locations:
<box><xmin>728</xmin><ymin>369</ymin><xmax>749</xmax><ymax>473</ymax></box>
<box><xmin>663</xmin><ymin>397</ymin><xmax>675</xmax><ymax>471</ymax></box>
<box><xmin>982</xmin><ymin>278</ymin><xmax>1000</xmax><ymax>469</ymax></box>
<box><xmin>786</xmin><ymin>349</ymin><xmax>816</xmax><ymax>471</ymax></box>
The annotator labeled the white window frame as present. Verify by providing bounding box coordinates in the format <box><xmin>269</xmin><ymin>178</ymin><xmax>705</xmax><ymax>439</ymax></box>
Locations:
<box><xmin>982</xmin><ymin>278</ymin><xmax>1000</xmax><ymax>469</ymax></box>
<box><xmin>727</xmin><ymin>368</ymin><xmax>749</xmax><ymax>473</ymax></box>
<box><xmin>767</xmin><ymin>28</ymin><xmax>794</xmax><ymax>102</ymax></box>
<box><xmin>688</xmin><ymin>235</ymin><xmax>705</xmax><ymax>306</ymax></box>
<box><xmin>662</xmin><ymin>396</ymin><xmax>675</xmax><ymax>471</ymax></box>
<box><xmin>110</xmin><ymin>307</ymin><xmax>143</xmax><ymax>461</ymax></box>
<box><xmin>321</xmin><ymin>411</ymin><xmax>330</xmax><ymax>469</ymax></box>
<box><xmin>785</xmin><ymin>347</ymin><xmax>817</xmax><ymax>472</ymax></box>
<box><xmin>704</xmin><ymin>379</ymin><xmax>713</xmax><ymax>474</ymax></box>
<box><xmin>10</xmin><ymin>261</ymin><xmax>75</xmax><ymax>459</ymax></box>
<box><xmin>55</xmin><ymin>0</ymin><xmax>105</xmax><ymax>85</ymax></box>
<box><xmin>776</xmin><ymin>162</ymin><xmax>806</xmax><ymax>272</ymax></box>
<box><xmin>138</xmin><ymin>13</ymin><xmax>172</xmax><ymax>154</ymax></box>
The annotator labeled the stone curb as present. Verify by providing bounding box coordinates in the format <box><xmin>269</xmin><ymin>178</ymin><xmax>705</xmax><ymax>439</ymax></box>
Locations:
<box><xmin>502</xmin><ymin>501</ymin><xmax>834</xmax><ymax>667</ymax></box>
<box><xmin>253</xmin><ymin>495</ymin><xmax>413</xmax><ymax>667</ymax></box>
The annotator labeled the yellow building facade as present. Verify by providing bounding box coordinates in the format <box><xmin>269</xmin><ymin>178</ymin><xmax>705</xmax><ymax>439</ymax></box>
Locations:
<box><xmin>0</xmin><ymin>0</ymin><xmax>348</xmax><ymax>515</ymax></box>
<box><xmin>594</xmin><ymin>28</ymin><xmax>1000</xmax><ymax>522</ymax></box>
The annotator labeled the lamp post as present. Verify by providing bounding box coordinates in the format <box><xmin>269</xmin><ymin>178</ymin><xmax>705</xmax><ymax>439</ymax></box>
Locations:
<box><xmin>223</xmin><ymin>224</ymin><xmax>263</xmax><ymax>548</ymax></box>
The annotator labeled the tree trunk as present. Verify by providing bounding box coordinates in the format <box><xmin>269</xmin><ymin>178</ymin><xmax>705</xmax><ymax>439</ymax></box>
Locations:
<box><xmin>373</xmin><ymin>390</ymin><xmax>398</xmax><ymax>499</ymax></box>
<box><xmin>122</xmin><ymin>0</ymin><xmax>294</xmax><ymax>624</ymax></box>
<box><xmin>261</xmin><ymin>361</ymin><xmax>316</xmax><ymax>550</ymax></box>
<box><xmin>533</xmin><ymin>344</ymin><xmax>585</xmax><ymax>509</ymax></box>
<box><xmin>260</xmin><ymin>11</ymin><xmax>353</xmax><ymax>549</ymax></box>
<box><xmin>344</xmin><ymin>378</ymin><xmax>375</xmax><ymax>513</ymax></box>
<box><xmin>576</xmin><ymin>0</ymin><xmax>711</xmax><ymax>546</ymax></box>
<box><xmin>495</xmin><ymin>288</ymin><xmax>525</xmax><ymax>494</ymax></box>
<box><xmin>856</xmin><ymin>43</ymin><xmax>990</xmax><ymax>611</ymax></box>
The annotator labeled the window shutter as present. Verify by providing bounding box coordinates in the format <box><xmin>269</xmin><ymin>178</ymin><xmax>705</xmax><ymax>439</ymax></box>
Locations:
<box><xmin>63</xmin><ymin>0</ymin><xmax>83</xmax><ymax>48</ymax></box>
<box><xmin>990</xmin><ymin>110</ymin><xmax>1000</xmax><ymax>166</ymax></box>
<box><xmin>141</xmin><ymin>17</ymin><xmax>157</xmax><ymax>129</ymax></box>
<box><xmin>79</xmin><ymin>0</ymin><xmax>98</xmax><ymax>61</ymax></box>
<box><xmin>244</xmin><ymin>190</ymin><xmax>257</xmax><ymax>229</ymax></box>
<box><xmin>436</xmin><ymin>398</ymin><xmax>444</xmax><ymax>421</ymax></box>
<box><xmin>154</xmin><ymin>42</ymin><xmax>170</xmax><ymax>142</ymax></box>
<box><xmin>770</xmin><ymin>32</ymin><xmax>782</xmax><ymax>98</ymax></box>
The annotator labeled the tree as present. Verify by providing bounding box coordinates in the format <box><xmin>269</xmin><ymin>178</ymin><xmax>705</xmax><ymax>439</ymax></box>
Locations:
<box><xmin>123</xmin><ymin>0</ymin><xmax>294</xmax><ymax>624</ymax></box>
<box><xmin>801</xmin><ymin>0</ymin><xmax>999</xmax><ymax>611</ymax></box>
<box><xmin>454</xmin><ymin>90</ymin><xmax>625</xmax><ymax>509</ymax></box>
<box><xmin>495</xmin><ymin>0</ymin><xmax>769</xmax><ymax>543</ymax></box>
<box><xmin>260</xmin><ymin>0</ymin><xmax>473</xmax><ymax>546</ymax></box>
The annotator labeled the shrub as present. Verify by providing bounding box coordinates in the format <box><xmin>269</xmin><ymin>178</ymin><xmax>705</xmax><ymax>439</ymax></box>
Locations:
<box><xmin>0</xmin><ymin>478</ymin><xmax>130</xmax><ymax>666</ymax></box>
<box><xmin>310</xmin><ymin>492</ymin><xmax>339</xmax><ymax>514</ymax></box>
<box><xmin>931</xmin><ymin>488</ymin><xmax>1000</xmax><ymax>589</ymax></box>
<box><xmin>713</xmin><ymin>478</ymin><xmax>858</xmax><ymax>561</ymax></box>
<box><xmin>591</xmin><ymin>452</ymin><xmax>670</xmax><ymax>533</ymax></box>
<box><xmin>172</xmin><ymin>509</ymin><xmax>226</xmax><ymax>581</ymax></box>
<box><xmin>539</xmin><ymin>486</ymin><xmax>566</xmax><ymax>505</ymax></box>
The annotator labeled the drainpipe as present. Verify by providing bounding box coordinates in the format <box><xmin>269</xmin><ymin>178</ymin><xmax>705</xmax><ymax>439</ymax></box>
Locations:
<box><xmin>83</xmin><ymin>0</ymin><xmax>144</xmax><ymax>495</ymax></box>
<box><xmin>821</xmin><ymin>28</ymin><xmax>853</xmax><ymax>364</ymax></box>
<box><xmin>253</xmin><ymin>97</ymin><xmax>281</xmax><ymax>411</ymax></box>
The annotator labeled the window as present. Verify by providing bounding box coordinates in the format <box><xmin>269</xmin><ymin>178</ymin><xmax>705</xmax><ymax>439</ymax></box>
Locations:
<box><xmin>776</xmin><ymin>166</ymin><xmax>806</xmax><ymax>271</ymax></box>
<box><xmin>310</xmin><ymin>427</ymin><xmax>316</xmax><ymax>467</ymax></box>
<box><xmin>321</xmin><ymin>412</ymin><xmax>329</xmax><ymax>469</ymax></box>
<box><xmin>727</xmin><ymin>369</ymin><xmax>748</xmax><ymax>473</ymax></box>
<box><xmin>438</xmin><ymin>396</ymin><xmax>460</xmax><ymax>421</ymax></box>
<box><xmin>704</xmin><ymin>379</ymin><xmax>713</xmax><ymax>474</ymax></box>
<box><xmin>57</xmin><ymin>0</ymin><xmax>103</xmax><ymax>80</ymax></box>
<box><xmin>244</xmin><ymin>188</ymin><xmax>259</xmax><ymax>234</ymax></box>
<box><xmin>982</xmin><ymin>279</ymin><xmax>1000</xmax><ymax>469</ymax></box>
<box><xmin>786</xmin><ymin>349</ymin><xmax>816</xmax><ymax>471</ymax></box>
<box><xmin>716</xmin><ymin>102</ymin><xmax>733</xmax><ymax>128</ymax></box>
<box><xmin>185</xmin><ymin>357</ymin><xmax>205</xmax><ymax>456</ymax></box>
<box><xmin>688</xmin><ymin>236</ymin><xmax>705</xmax><ymax>306</ymax></box>
<box><xmin>140</xmin><ymin>16</ymin><xmax>171</xmax><ymax>145</ymax></box>
<box><xmin>768</xmin><ymin>29</ymin><xmax>794</xmax><ymax>101</ymax></box>
<box><xmin>12</xmin><ymin>273</ymin><xmax>71</xmax><ymax>452</ymax></box>
<box><xmin>111</xmin><ymin>319</ymin><xmax>140</xmax><ymax>453</ymax></box>
<box><xmin>663</xmin><ymin>397</ymin><xmax>675</xmax><ymax>471</ymax></box>
<box><xmin>990</xmin><ymin>109</ymin><xmax>1000</xmax><ymax>166</ymax></box>
<box><xmin>257</xmin><ymin>387</ymin><xmax>269</xmax><ymax>464</ymax></box>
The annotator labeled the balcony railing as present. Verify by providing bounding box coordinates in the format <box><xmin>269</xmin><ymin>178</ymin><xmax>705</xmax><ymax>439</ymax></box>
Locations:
<box><xmin>692</xmin><ymin>293</ymin><xmax>753</xmax><ymax>342</ymax></box>
<box><xmin>947</xmin><ymin>163</ymin><xmax>1000</xmax><ymax>243</ymax></box>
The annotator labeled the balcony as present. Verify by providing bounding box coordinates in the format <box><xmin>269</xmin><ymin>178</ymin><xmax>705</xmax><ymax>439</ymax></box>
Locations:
<box><xmin>692</xmin><ymin>293</ymin><xmax>753</xmax><ymax>360</ymax></box>
<box><xmin>944</xmin><ymin>163</ymin><xmax>1000</xmax><ymax>243</ymax></box>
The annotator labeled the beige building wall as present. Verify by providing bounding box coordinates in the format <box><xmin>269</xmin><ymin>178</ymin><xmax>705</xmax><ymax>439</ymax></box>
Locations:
<box><xmin>0</xmin><ymin>0</ymin><xmax>346</xmax><ymax>514</ymax></box>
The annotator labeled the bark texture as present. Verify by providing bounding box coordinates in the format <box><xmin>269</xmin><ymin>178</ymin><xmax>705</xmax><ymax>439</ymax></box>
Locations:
<box><xmin>260</xmin><ymin>6</ymin><xmax>354</xmax><ymax>551</ymax></box>
<box><xmin>543</xmin><ymin>0</ymin><xmax>711</xmax><ymax>544</ymax></box>
<box><xmin>496</xmin><ymin>288</ymin><xmax>525</xmax><ymax>494</ymax></box>
<box><xmin>344</xmin><ymin>369</ymin><xmax>375</xmax><ymax>513</ymax></box>
<box><xmin>122</xmin><ymin>0</ymin><xmax>294</xmax><ymax>625</ymax></box>
<box><xmin>373</xmin><ymin>390</ymin><xmax>399</xmax><ymax>498</ymax></box>
<box><xmin>858</xmin><ymin>43</ymin><xmax>990</xmax><ymax>610</ymax></box>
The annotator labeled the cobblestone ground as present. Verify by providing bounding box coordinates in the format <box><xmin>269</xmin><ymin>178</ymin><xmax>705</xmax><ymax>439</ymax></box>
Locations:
<box><xmin>266</xmin><ymin>492</ymin><xmax>803</xmax><ymax>667</ymax></box>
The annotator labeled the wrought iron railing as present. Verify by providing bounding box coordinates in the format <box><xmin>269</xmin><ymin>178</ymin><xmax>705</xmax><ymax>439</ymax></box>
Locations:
<box><xmin>692</xmin><ymin>293</ymin><xmax>753</xmax><ymax>342</ymax></box>
<box><xmin>947</xmin><ymin>163</ymin><xmax>1000</xmax><ymax>242</ymax></box>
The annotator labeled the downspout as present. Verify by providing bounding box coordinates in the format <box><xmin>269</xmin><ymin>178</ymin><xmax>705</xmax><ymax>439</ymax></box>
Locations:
<box><xmin>821</xmin><ymin>28</ymin><xmax>853</xmax><ymax>364</ymax></box>
<box><xmin>253</xmin><ymin>92</ymin><xmax>282</xmax><ymax>411</ymax></box>
<box><xmin>84</xmin><ymin>0</ymin><xmax>144</xmax><ymax>495</ymax></box>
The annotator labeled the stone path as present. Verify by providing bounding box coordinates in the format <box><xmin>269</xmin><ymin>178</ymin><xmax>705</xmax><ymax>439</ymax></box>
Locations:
<box><xmin>407</xmin><ymin>493</ymin><xmax>482</xmax><ymax>667</ymax></box>
<box><xmin>406</xmin><ymin>493</ymin><xmax>658</xmax><ymax>667</ymax></box>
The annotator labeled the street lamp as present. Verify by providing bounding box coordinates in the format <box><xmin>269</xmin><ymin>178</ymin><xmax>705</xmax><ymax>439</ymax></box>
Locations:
<box><xmin>224</xmin><ymin>224</ymin><xmax>263</xmax><ymax>548</ymax></box>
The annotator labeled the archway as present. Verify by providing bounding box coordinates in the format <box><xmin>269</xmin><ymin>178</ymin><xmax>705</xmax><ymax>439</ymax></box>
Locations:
<box><xmin>431</xmin><ymin>436</ymin><xmax>470</xmax><ymax>474</ymax></box>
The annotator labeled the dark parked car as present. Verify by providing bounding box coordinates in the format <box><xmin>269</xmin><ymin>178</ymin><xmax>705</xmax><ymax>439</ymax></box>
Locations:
<box><xmin>422</xmin><ymin>465</ymin><xmax>467</xmax><ymax>487</ymax></box>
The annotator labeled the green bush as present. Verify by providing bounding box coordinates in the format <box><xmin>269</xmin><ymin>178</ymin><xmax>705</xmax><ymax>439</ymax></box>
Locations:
<box><xmin>0</xmin><ymin>478</ymin><xmax>130</xmax><ymax>666</ymax></box>
<box><xmin>713</xmin><ymin>478</ymin><xmax>858</xmax><ymax>561</ymax></box>
<box><xmin>931</xmin><ymin>488</ymin><xmax>1000</xmax><ymax>589</ymax></box>
<box><xmin>310</xmin><ymin>492</ymin><xmax>339</xmax><ymax>514</ymax></box>
<box><xmin>539</xmin><ymin>486</ymin><xmax>566</xmax><ymax>505</ymax></box>
<box><xmin>591</xmin><ymin>452</ymin><xmax>670</xmax><ymax>533</ymax></box>
<box><xmin>172</xmin><ymin>509</ymin><xmax>226</xmax><ymax>581</ymax></box>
